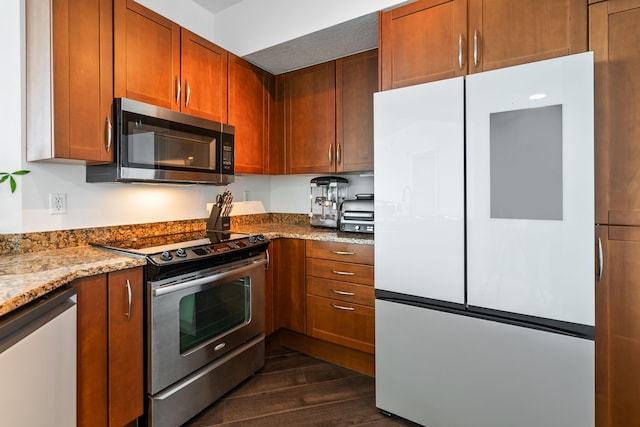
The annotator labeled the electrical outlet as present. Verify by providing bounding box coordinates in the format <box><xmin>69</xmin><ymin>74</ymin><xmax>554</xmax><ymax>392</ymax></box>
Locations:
<box><xmin>49</xmin><ymin>193</ymin><xmax>67</xmax><ymax>215</ymax></box>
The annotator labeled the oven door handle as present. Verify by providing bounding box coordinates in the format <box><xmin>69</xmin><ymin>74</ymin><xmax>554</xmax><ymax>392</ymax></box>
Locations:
<box><xmin>152</xmin><ymin>258</ymin><xmax>267</xmax><ymax>297</ymax></box>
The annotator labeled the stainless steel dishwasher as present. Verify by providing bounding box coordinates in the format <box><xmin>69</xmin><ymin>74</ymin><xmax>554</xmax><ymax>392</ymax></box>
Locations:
<box><xmin>0</xmin><ymin>285</ymin><xmax>77</xmax><ymax>425</ymax></box>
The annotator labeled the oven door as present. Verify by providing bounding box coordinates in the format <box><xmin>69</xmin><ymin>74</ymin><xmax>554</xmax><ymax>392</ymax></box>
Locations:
<box><xmin>148</xmin><ymin>254</ymin><xmax>266</xmax><ymax>395</ymax></box>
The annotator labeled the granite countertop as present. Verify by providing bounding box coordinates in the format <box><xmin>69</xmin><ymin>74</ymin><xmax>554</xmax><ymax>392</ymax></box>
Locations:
<box><xmin>0</xmin><ymin>219</ymin><xmax>373</xmax><ymax>318</ymax></box>
<box><xmin>0</xmin><ymin>246</ymin><xmax>146</xmax><ymax>317</ymax></box>
<box><xmin>234</xmin><ymin>222</ymin><xmax>374</xmax><ymax>245</ymax></box>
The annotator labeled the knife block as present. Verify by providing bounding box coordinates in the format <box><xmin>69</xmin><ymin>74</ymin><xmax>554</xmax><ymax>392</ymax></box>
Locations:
<box><xmin>206</xmin><ymin>206</ymin><xmax>231</xmax><ymax>231</ymax></box>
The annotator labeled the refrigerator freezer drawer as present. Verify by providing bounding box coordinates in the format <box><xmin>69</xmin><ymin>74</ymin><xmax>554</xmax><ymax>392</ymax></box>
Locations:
<box><xmin>375</xmin><ymin>299</ymin><xmax>594</xmax><ymax>427</ymax></box>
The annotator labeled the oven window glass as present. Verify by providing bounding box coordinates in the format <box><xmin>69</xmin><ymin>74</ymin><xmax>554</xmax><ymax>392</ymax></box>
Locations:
<box><xmin>179</xmin><ymin>277</ymin><xmax>250</xmax><ymax>353</ymax></box>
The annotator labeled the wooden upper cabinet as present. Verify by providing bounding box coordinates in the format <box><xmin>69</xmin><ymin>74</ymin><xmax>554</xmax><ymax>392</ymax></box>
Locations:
<box><xmin>26</xmin><ymin>0</ymin><xmax>113</xmax><ymax>163</ymax></box>
<box><xmin>592</xmin><ymin>0</ymin><xmax>640</xmax><ymax>226</ymax></box>
<box><xmin>336</xmin><ymin>49</ymin><xmax>377</xmax><ymax>173</ymax></box>
<box><xmin>229</xmin><ymin>54</ymin><xmax>273</xmax><ymax>174</ymax></box>
<box><xmin>379</xmin><ymin>0</ymin><xmax>467</xmax><ymax>90</ymax></box>
<box><xmin>284</xmin><ymin>62</ymin><xmax>336</xmax><ymax>174</ymax></box>
<box><xmin>114</xmin><ymin>0</ymin><xmax>228</xmax><ymax>121</ymax></box>
<box><xmin>468</xmin><ymin>0</ymin><xmax>587</xmax><ymax>74</ymax></box>
<box><xmin>181</xmin><ymin>29</ymin><xmax>228</xmax><ymax>123</ymax></box>
<box><xmin>379</xmin><ymin>0</ymin><xmax>587</xmax><ymax>89</ymax></box>
<box><xmin>114</xmin><ymin>0</ymin><xmax>180</xmax><ymax>110</ymax></box>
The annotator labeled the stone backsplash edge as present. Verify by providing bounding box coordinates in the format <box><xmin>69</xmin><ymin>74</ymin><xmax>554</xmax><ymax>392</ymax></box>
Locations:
<box><xmin>0</xmin><ymin>213</ymin><xmax>309</xmax><ymax>255</ymax></box>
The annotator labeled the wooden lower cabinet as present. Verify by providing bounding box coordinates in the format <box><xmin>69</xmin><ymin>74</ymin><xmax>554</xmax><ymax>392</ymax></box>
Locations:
<box><xmin>272</xmin><ymin>239</ymin><xmax>306</xmax><ymax>333</ymax></box>
<box><xmin>596</xmin><ymin>226</ymin><xmax>640</xmax><ymax>427</ymax></box>
<box><xmin>76</xmin><ymin>267</ymin><xmax>144</xmax><ymax>427</ymax></box>
<box><xmin>305</xmin><ymin>241</ymin><xmax>375</xmax><ymax>354</ymax></box>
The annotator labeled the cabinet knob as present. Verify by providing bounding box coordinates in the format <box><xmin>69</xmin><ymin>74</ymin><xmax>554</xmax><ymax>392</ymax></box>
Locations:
<box><xmin>105</xmin><ymin>116</ymin><xmax>112</xmax><ymax>152</ymax></box>
<box><xmin>185</xmin><ymin>80</ymin><xmax>191</xmax><ymax>107</ymax></box>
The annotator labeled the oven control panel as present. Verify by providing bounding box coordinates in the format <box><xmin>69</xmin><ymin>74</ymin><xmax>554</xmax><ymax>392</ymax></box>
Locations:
<box><xmin>147</xmin><ymin>234</ymin><xmax>268</xmax><ymax>265</ymax></box>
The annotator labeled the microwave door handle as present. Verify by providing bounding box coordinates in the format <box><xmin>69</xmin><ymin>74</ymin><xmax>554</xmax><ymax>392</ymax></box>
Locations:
<box><xmin>152</xmin><ymin>258</ymin><xmax>267</xmax><ymax>297</ymax></box>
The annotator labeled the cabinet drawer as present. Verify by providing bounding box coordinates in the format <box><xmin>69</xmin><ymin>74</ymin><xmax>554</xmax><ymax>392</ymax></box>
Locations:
<box><xmin>306</xmin><ymin>240</ymin><xmax>374</xmax><ymax>265</ymax></box>
<box><xmin>306</xmin><ymin>295</ymin><xmax>375</xmax><ymax>354</ymax></box>
<box><xmin>307</xmin><ymin>277</ymin><xmax>374</xmax><ymax>306</ymax></box>
<box><xmin>306</xmin><ymin>258</ymin><xmax>374</xmax><ymax>286</ymax></box>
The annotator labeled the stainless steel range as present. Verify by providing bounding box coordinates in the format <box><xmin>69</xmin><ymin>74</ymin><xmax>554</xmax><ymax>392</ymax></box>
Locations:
<box><xmin>95</xmin><ymin>230</ymin><xmax>270</xmax><ymax>427</ymax></box>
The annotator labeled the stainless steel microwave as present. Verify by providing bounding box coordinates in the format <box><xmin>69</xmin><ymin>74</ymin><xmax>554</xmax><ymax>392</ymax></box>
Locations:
<box><xmin>86</xmin><ymin>98</ymin><xmax>234</xmax><ymax>185</ymax></box>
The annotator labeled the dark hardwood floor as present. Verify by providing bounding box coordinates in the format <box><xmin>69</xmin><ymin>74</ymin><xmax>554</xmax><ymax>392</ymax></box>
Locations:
<box><xmin>183</xmin><ymin>345</ymin><xmax>420</xmax><ymax>426</ymax></box>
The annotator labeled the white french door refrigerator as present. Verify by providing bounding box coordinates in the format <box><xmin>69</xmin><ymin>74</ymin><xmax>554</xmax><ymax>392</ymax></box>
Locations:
<box><xmin>374</xmin><ymin>52</ymin><xmax>594</xmax><ymax>427</ymax></box>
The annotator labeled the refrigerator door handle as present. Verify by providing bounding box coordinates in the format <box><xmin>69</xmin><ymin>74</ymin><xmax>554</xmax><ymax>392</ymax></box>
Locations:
<box><xmin>598</xmin><ymin>237</ymin><xmax>604</xmax><ymax>281</ymax></box>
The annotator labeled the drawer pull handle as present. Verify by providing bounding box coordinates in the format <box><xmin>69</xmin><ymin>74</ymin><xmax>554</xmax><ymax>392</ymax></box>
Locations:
<box><xmin>331</xmin><ymin>289</ymin><xmax>355</xmax><ymax>296</ymax></box>
<box><xmin>331</xmin><ymin>250</ymin><xmax>355</xmax><ymax>255</ymax></box>
<box><xmin>332</xmin><ymin>270</ymin><xmax>355</xmax><ymax>276</ymax></box>
<box><xmin>332</xmin><ymin>303</ymin><xmax>355</xmax><ymax>311</ymax></box>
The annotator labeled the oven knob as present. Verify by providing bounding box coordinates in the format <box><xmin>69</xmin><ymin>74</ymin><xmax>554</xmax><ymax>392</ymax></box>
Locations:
<box><xmin>256</xmin><ymin>234</ymin><xmax>265</xmax><ymax>242</ymax></box>
<box><xmin>160</xmin><ymin>251</ymin><xmax>172</xmax><ymax>261</ymax></box>
<box><xmin>249</xmin><ymin>236</ymin><xmax>257</xmax><ymax>244</ymax></box>
<box><xmin>176</xmin><ymin>248</ymin><xmax>187</xmax><ymax>258</ymax></box>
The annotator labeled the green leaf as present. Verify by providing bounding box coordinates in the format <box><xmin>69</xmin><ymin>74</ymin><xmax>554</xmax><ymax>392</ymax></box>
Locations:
<box><xmin>9</xmin><ymin>176</ymin><xmax>16</xmax><ymax>193</ymax></box>
<box><xmin>12</xmin><ymin>170</ymin><xmax>30</xmax><ymax>176</ymax></box>
<box><xmin>0</xmin><ymin>175</ymin><xmax>8</xmax><ymax>184</ymax></box>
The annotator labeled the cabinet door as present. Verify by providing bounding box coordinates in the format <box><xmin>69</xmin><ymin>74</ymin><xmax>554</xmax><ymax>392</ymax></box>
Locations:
<box><xmin>592</xmin><ymin>0</ymin><xmax>640</xmax><ymax>226</ymax></box>
<box><xmin>181</xmin><ymin>29</ymin><xmax>228</xmax><ymax>122</ymax></box>
<box><xmin>76</xmin><ymin>274</ymin><xmax>108</xmax><ymax>427</ymax></box>
<box><xmin>26</xmin><ymin>0</ymin><xmax>113</xmax><ymax>163</ymax></box>
<box><xmin>597</xmin><ymin>225</ymin><xmax>640</xmax><ymax>427</ymax></box>
<box><xmin>468</xmin><ymin>0</ymin><xmax>587</xmax><ymax>74</ymax></box>
<box><xmin>114</xmin><ymin>0</ymin><xmax>180</xmax><ymax>110</ymax></box>
<box><xmin>379</xmin><ymin>0</ymin><xmax>467</xmax><ymax>90</ymax></box>
<box><xmin>229</xmin><ymin>53</ymin><xmax>272</xmax><ymax>174</ymax></box>
<box><xmin>336</xmin><ymin>49</ymin><xmax>377</xmax><ymax>172</ymax></box>
<box><xmin>272</xmin><ymin>239</ymin><xmax>306</xmax><ymax>333</ymax></box>
<box><xmin>284</xmin><ymin>62</ymin><xmax>336</xmax><ymax>174</ymax></box>
<box><xmin>107</xmin><ymin>267</ymin><xmax>144</xmax><ymax>427</ymax></box>
<box><xmin>306</xmin><ymin>295</ymin><xmax>375</xmax><ymax>354</ymax></box>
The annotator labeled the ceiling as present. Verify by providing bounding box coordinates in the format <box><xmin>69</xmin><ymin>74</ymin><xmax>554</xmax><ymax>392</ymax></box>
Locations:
<box><xmin>198</xmin><ymin>0</ymin><xmax>243</xmax><ymax>14</ymax></box>
<box><xmin>195</xmin><ymin>0</ymin><xmax>379</xmax><ymax>74</ymax></box>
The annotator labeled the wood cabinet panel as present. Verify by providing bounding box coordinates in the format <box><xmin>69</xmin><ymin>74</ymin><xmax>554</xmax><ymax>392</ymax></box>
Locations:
<box><xmin>114</xmin><ymin>0</ymin><xmax>180</xmax><ymax>110</ymax></box>
<box><xmin>468</xmin><ymin>0</ymin><xmax>587</xmax><ymax>74</ymax></box>
<box><xmin>284</xmin><ymin>62</ymin><xmax>336</xmax><ymax>174</ymax></box>
<box><xmin>181</xmin><ymin>29</ymin><xmax>228</xmax><ymax>122</ymax></box>
<box><xmin>592</xmin><ymin>0</ymin><xmax>640</xmax><ymax>225</ymax></box>
<box><xmin>597</xmin><ymin>225</ymin><xmax>640</xmax><ymax>427</ymax></box>
<box><xmin>273</xmin><ymin>239</ymin><xmax>306</xmax><ymax>333</ymax></box>
<box><xmin>305</xmin><ymin>240</ymin><xmax>373</xmax><ymax>265</ymax></box>
<box><xmin>306</xmin><ymin>258</ymin><xmax>374</xmax><ymax>287</ymax></box>
<box><xmin>76</xmin><ymin>267</ymin><xmax>144</xmax><ymax>427</ymax></box>
<box><xmin>379</xmin><ymin>0</ymin><xmax>467</xmax><ymax>89</ymax></box>
<box><xmin>76</xmin><ymin>275</ymin><xmax>108</xmax><ymax>427</ymax></box>
<box><xmin>307</xmin><ymin>277</ymin><xmax>374</xmax><ymax>307</ymax></box>
<box><xmin>229</xmin><ymin>53</ymin><xmax>273</xmax><ymax>174</ymax></box>
<box><xmin>26</xmin><ymin>0</ymin><xmax>113</xmax><ymax>163</ymax></box>
<box><xmin>306</xmin><ymin>295</ymin><xmax>375</xmax><ymax>354</ymax></box>
<box><xmin>336</xmin><ymin>49</ymin><xmax>377</xmax><ymax>172</ymax></box>
<box><xmin>107</xmin><ymin>267</ymin><xmax>144</xmax><ymax>427</ymax></box>
<box><xmin>380</xmin><ymin>0</ymin><xmax>587</xmax><ymax>89</ymax></box>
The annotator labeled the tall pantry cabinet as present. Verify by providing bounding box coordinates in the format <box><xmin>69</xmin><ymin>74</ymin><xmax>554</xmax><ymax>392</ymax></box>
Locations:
<box><xmin>591</xmin><ymin>1</ymin><xmax>640</xmax><ymax>426</ymax></box>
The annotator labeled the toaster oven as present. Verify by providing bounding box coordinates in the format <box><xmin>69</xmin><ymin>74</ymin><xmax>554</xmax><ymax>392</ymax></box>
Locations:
<box><xmin>339</xmin><ymin>194</ymin><xmax>374</xmax><ymax>234</ymax></box>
